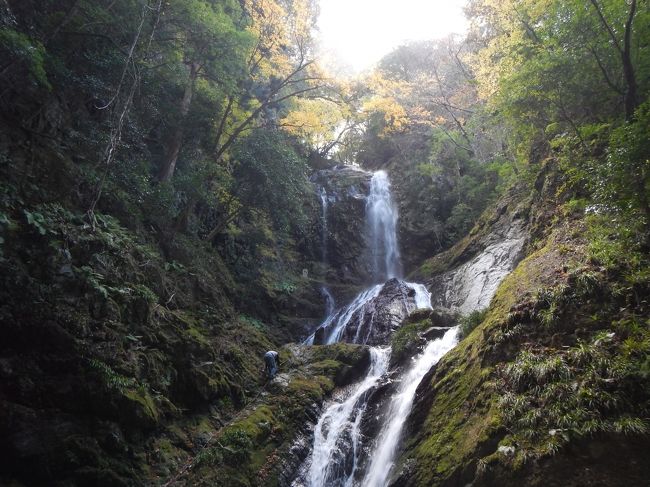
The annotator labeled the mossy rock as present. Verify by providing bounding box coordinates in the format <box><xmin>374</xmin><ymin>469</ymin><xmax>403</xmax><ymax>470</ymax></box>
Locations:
<box><xmin>120</xmin><ymin>388</ymin><xmax>160</xmax><ymax>429</ymax></box>
<box><xmin>184</xmin><ymin>342</ymin><xmax>371</xmax><ymax>486</ymax></box>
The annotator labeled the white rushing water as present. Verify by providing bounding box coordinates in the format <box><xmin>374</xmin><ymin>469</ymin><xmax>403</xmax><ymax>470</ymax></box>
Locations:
<box><xmin>307</xmin><ymin>347</ymin><xmax>390</xmax><ymax>487</ymax></box>
<box><xmin>305</xmin><ymin>281</ymin><xmax>431</xmax><ymax>346</ymax></box>
<box><xmin>321</xmin><ymin>286</ymin><xmax>335</xmax><ymax>317</ymax></box>
<box><xmin>367</xmin><ymin>171</ymin><xmax>402</xmax><ymax>281</ymax></box>
<box><xmin>361</xmin><ymin>328</ymin><xmax>459</xmax><ymax>487</ymax></box>
<box><xmin>318</xmin><ymin>185</ymin><xmax>336</xmax><ymax>318</ymax></box>
<box><xmin>325</xmin><ymin>284</ymin><xmax>383</xmax><ymax>344</ymax></box>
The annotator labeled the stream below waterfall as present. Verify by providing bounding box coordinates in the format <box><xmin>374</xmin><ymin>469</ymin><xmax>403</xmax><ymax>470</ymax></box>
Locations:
<box><xmin>293</xmin><ymin>170</ymin><xmax>460</xmax><ymax>486</ymax></box>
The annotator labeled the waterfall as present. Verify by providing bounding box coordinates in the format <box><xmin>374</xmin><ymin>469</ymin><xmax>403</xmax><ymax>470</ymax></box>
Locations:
<box><xmin>306</xmin><ymin>347</ymin><xmax>390</xmax><ymax>487</ymax></box>
<box><xmin>367</xmin><ymin>171</ymin><xmax>402</xmax><ymax>281</ymax></box>
<box><xmin>319</xmin><ymin>186</ymin><xmax>329</xmax><ymax>265</ymax></box>
<box><xmin>297</xmin><ymin>169</ymin><xmax>456</xmax><ymax>487</ymax></box>
<box><xmin>321</xmin><ymin>286</ymin><xmax>335</xmax><ymax>317</ymax></box>
<box><xmin>361</xmin><ymin>328</ymin><xmax>459</xmax><ymax>487</ymax></box>
<box><xmin>319</xmin><ymin>186</ymin><xmax>336</xmax><ymax>319</ymax></box>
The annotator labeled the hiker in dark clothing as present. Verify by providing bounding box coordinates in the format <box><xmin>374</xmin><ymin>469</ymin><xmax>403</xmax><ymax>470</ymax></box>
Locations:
<box><xmin>264</xmin><ymin>350</ymin><xmax>280</xmax><ymax>379</ymax></box>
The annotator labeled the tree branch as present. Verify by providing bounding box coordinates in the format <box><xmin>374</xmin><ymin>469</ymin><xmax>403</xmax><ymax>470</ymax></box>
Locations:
<box><xmin>589</xmin><ymin>0</ymin><xmax>623</xmax><ymax>54</ymax></box>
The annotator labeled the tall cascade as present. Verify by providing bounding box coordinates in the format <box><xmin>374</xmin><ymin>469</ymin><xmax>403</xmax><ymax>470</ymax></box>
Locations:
<box><xmin>367</xmin><ymin>171</ymin><xmax>402</xmax><ymax>281</ymax></box>
<box><xmin>294</xmin><ymin>170</ymin><xmax>459</xmax><ymax>487</ymax></box>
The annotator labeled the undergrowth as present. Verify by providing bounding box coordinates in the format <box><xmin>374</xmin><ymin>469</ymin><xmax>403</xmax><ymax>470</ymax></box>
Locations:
<box><xmin>493</xmin><ymin>209</ymin><xmax>650</xmax><ymax>465</ymax></box>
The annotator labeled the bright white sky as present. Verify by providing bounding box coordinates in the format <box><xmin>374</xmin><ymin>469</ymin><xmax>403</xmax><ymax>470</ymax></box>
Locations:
<box><xmin>316</xmin><ymin>0</ymin><xmax>468</xmax><ymax>75</ymax></box>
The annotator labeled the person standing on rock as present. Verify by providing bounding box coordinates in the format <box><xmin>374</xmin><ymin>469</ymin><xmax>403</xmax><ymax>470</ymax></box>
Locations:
<box><xmin>264</xmin><ymin>350</ymin><xmax>280</xmax><ymax>379</ymax></box>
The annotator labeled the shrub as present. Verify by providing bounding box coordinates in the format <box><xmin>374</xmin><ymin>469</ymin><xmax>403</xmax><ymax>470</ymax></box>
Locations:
<box><xmin>459</xmin><ymin>308</ymin><xmax>488</xmax><ymax>338</ymax></box>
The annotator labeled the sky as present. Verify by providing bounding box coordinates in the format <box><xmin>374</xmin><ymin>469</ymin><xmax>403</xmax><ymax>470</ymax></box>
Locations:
<box><xmin>316</xmin><ymin>0</ymin><xmax>468</xmax><ymax>75</ymax></box>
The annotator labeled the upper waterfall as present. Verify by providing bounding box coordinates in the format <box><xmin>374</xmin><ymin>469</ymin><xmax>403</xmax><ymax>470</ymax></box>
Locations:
<box><xmin>367</xmin><ymin>171</ymin><xmax>402</xmax><ymax>282</ymax></box>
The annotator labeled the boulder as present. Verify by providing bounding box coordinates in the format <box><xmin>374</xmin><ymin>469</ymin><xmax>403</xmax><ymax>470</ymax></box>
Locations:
<box><xmin>314</xmin><ymin>279</ymin><xmax>427</xmax><ymax>346</ymax></box>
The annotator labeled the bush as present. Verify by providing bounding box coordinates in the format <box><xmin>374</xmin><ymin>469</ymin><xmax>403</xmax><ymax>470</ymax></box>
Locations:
<box><xmin>219</xmin><ymin>428</ymin><xmax>252</xmax><ymax>465</ymax></box>
<box><xmin>459</xmin><ymin>308</ymin><xmax>488</xmax><ymax>338</ymax></box>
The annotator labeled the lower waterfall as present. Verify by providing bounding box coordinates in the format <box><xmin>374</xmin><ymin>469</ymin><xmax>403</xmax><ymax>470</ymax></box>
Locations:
<box><xmin>361</xmin><ymin>328</ymin><xmax>458</xmax><ymax>487</ymax></box>
<box><xmin>306</xmin><ymin>347</ymin><xmax>390</xmax><ymax>487</ymax></box>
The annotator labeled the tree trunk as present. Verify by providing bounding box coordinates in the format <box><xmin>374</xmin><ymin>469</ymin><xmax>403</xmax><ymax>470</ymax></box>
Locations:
<box><xmin>622</xmin><ymin>0</ymin><xmax>638</xmax><ymax>121</ymax></box>
<box><xmin>158</xmin><ymin>62</ymin><xmax>198</xmax><ymax>182</ymax></box>
<box><xmin>590</xmin><ymin>0</ymin><xmax>638</xmax><ymax>121</ymax></box>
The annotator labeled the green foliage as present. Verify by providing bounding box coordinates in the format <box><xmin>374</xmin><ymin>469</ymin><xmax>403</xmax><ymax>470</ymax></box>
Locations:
<box><xmin>584</xmin><ymin>212</ymin><xmax>650</xmax><ymax>290</ymax></box>
<box><xmin>498</xmin><ymin>328</ymin><xmax>650</xmax><ymax>460</ymax></box>
<box><xmin>23</xmin><ymin>209</ymin><xmax>49</xmax><ymax>235</ymax></box>
<box><xmin>459</xmin><ymin>308</ymin><xmax>488</xmax><ymax>339</ymax></box>
<box><xmin>559</xmin><ymin>102</ymin><xmax>650</xmax><ymax>234</ymax></box>
<box><xmin>470</xmin><ymin>0</ymin><xmax>650</xmax><ymax>159</ymax></box>
<box><xmin>239</xmin><ymin>314</ymin><xmax>265</xmax><ymax>331</ymax></box>
<box><xmin>232</xmin><ymin>130</ymin><xmax>310</xmax><ymax>234</ymax></box>
<box><xmin>219</xmin><ymin>428</ymin><xmax>253</xmax><ymax>465</ymax></box>
<box><xmin>0</xmin><ymin>27</ymin><xmax>50</xmax><ymax>88</ymax></box>
<box><xmin>604</xmin><ymin>102</ymin><xmax>650</xmax><ymax>220</ymax></box>
<box><xmin>195</xmin><ymin>446</ymin><xmax>224</xmax><ymax>468</ymax></box>
<box><xmin>88</xmin><ymin>359</ymin><xmax>137</xmax><ymax>391</ymax></box>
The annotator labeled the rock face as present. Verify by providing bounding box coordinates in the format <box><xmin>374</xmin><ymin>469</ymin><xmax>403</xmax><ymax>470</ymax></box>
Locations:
<box><xmin>340</xmin><ymin>278</ymin><xmax>417</xmax><ymax>345</ymax></box>
<box><xmin>311</xmin><ymin>166</ymin><xmax>373</xmax><ymax>288</ymax></box>
<box><xmin>428</xmin><ymin>220</ymin><xmax>526</xmax><ymax>313</ymax></box>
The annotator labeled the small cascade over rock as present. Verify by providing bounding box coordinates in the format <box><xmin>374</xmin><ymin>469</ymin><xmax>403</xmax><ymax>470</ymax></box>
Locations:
<box><xmin>318</xmin><ymin>185</ymin><xmax>336</xmax><ymax>317</ymax></box>
<box><xmin>311</xmin><ymin>278</ymin><xmax>430</xmax><ymax>346</ymax></box>
<box><xmin>319</xmin><ymin>185</ymin><xmax>329</xmax><ymax>265</ymax></box>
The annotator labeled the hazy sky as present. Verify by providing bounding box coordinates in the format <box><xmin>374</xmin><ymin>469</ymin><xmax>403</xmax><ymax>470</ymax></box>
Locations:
<box><xmin>317</xmin><ymin>0</ymin><xmax>468</xmax><ymax>74</ymax></box>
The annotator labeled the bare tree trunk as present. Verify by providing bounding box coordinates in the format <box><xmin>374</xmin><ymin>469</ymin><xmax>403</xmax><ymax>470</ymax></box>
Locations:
<box><xmin>158</xmin><ymin>61</ymin><xmax>198</xmax><ymax>182</ymax></box>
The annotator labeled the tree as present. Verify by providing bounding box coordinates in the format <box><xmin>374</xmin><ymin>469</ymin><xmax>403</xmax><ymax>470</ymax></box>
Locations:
<box><xmin>205</xmin><ymin>129</ymin><xmax>309</xmax><ymax>240</ymax></box>
<box><xmin>466</xmin><ymin>0</ymin><xmax>649</xmax><ymax>150</ymax></box>
<box><xmin>155</xmin><ymin>0</ymin><xmax>252</xmax><ymax>182</ymax></box>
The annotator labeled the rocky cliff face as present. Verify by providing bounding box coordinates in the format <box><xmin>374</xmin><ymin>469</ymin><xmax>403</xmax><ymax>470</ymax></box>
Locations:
<box><xmin>427</xmin><ymin>218</ymin><xmax>526</xmax><ymax>313</ymax></box>
<box><xmin>311</xmin><ymin>166</ymin><xmax>372</xmax><ymax>293</ymax></box>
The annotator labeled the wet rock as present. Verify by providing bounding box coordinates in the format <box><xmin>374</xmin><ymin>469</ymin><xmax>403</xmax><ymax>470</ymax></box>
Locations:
<box><xmin>311</xmin><ymin>167</ymin><xmax>373</xmax><ymax>286</ymax></box>
<box><xmin>403</xmin><ymin>308</ymin><xmax>458</xmax><ymax>328</ymax></box>
<box><xmin>429</xmin><ymin>220</ymin><xmax>527</xmax><ymax>314</ymax></box>
<box><xmin>358</xmin><ymin>372</ymin><xmax>401</xmax><ymax>442</ymax></box>
<box><xmin>390</xmin><ymin>308</ymin><xmax>457</xmax><ymax>367</ymax></box>
<box><xmin>277</xmin><ymin>404</ymin><xmax>320</xmax><ymax>487</ymax></box>
<box><xmin>316</xmin><ymin>279</ymin><xmax>424</xmax><ymax>346</ymax></box>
